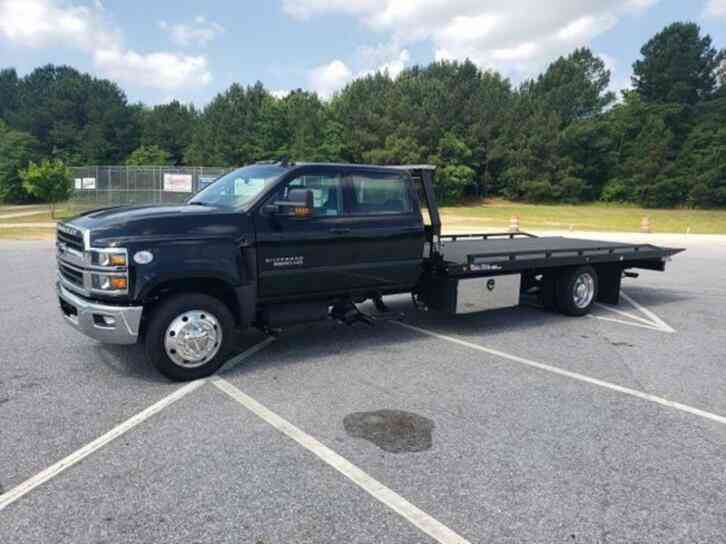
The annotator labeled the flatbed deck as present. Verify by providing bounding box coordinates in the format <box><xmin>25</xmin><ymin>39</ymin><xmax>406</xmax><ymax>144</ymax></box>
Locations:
<box><xmin>435</xmin><ymin>233</ymin><xmax>684</xmax><ymax>276</ymax></box>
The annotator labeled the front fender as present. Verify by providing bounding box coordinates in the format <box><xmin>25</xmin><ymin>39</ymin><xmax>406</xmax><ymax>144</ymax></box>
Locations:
<box><xmin>132</xmin><ymin>238</ymin><xmax>243</xmax><ymax>301</ymax></box>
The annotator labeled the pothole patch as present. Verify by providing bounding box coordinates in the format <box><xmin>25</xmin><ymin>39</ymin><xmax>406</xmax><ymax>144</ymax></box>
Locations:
<box><xmin>343</xmin><ymin>409</ymin><xmax>434</xmax><ymax>453</ymax></box>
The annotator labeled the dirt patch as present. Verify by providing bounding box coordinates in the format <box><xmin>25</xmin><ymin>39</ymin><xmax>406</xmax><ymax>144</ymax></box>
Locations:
<box><xmin>343</xmin><ymin>409</ymin><xmax>434</xmax><ymax>453</ymax></box>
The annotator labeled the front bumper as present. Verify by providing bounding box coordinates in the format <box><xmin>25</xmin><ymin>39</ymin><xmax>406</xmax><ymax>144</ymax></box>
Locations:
<box><xmin>57</xmin><ymin>281</ymin><xmax>143</xmax><ymax>345</ymax></box>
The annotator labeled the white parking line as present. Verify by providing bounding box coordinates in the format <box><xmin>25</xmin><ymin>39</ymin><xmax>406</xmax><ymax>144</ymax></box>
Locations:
<box><xmin>0</xmin><ymin>380</ymin><xmax>205</xmax><ymax>512</ymax></box>
<box><xmin>592</xmin><ymin>291</ymin><xmax>676</xmax><ymax>333</ymax></box>
<box><xmin>621</xmin><ymin>291</ymin><xmax>675</xmax><ymax>333</ymax></box>
<box><xmin>593</xmin><ymin>303</ymin><xmax>657</xmax><ymax>327</ymax></box>
<box><xmin>0</xmin><ymin>337</ymin><xmax>275</xmax><ymax>512</ymax></box>
<box><xmin>588</xmin><ymin>314</ymin><xmax>664</xmax><ymax>332</ymax></box>
<box><xmin>394</xmin><ymin>321</ymin><xmax>726</xmax><ymax>427</ymax></box>
<box><xmin>221</xmin><ymin>335</ymin><xmax>276</xmax><ymax>373</ymax></box>
<box><xmin>212</xmin><ymin>378</ymin><xmax>472</xmax><ymax>544</ymax></box>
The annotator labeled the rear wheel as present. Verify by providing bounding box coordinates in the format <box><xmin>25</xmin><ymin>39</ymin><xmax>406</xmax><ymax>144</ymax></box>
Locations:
<box><xmin>556</xmin><ymin>265</ymin><xmax>598</xmax><ymax>317</ymax></box>
<box><xmin>145</xmin><ymin>293</ymin><xmax>234</xmax><ymax>381</ymax></box>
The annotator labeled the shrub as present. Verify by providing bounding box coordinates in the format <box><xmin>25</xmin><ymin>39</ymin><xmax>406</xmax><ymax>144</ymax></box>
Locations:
<box><xmin>638</xmin><ymin>176</ymin><xmax>686</xmax><ymax>208</ymax></box>
<box><xmin>688</xmin><ymin>182</ymin><xmax>717</xmax><ymax>208</ymax></box>
<box><xmin>436</xmin><ymin>164</ymin><xmax>475</xmax><ymax>204</ymax></box>
<box><xmin>500</xmin><ymin>166</ymin><xmax>529</xmax><ymax>201</ymax></box>
<box><xmin>601</xmin><ymin>179</ymin><xmax>630</xmax><ymax>203</ymax></box>
<box><xmin>126</xmin><ymin>144</ymin><xmax>173</xmax><ymax>166</ymax></box>
<box><xmin>558</xmin><ymin>176</ymin><xmax>588</xmax><ymax>203</ymax></box>
<box><xmin>523</xmin><ymin>179</ymin><xmax>555</xmax><ymax>202</ymax></box>
<box><xmin>0</xmin><ymin>122</ymin><xmax>39</xmax><ymax>203</ymax></box>
<box><xmin>20</xmin><ymin>160</ymin><xmax>73</xmax><ymax>218</ymax></box>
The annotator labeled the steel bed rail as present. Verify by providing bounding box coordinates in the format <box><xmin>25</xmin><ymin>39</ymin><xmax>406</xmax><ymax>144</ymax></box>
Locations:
<box><xmin>465</xmin><ymin>244</ymin><xmax>662</xmax><ymax>265</ymax></box>
<box><xmin>441</xmin><ymin>232</ymin><xmax>538</xmax><ymax>242</ymax></box>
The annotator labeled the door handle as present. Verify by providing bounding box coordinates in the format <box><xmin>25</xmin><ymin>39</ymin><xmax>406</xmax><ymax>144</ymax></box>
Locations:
<box><xmin>330</xmin><ymin>228</ymin><xmax>351</xmax><ymax>235</ymax></box>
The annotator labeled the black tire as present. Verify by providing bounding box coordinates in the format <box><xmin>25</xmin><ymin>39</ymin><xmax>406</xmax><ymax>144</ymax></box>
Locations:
<box><xmin>556</xmin><ymin>265</ymin><xmax>598</xmax><ymax>317</ymax></box>
<box><xmin>145</xmin><ymin>293</ymin><xmax>235</xmax><ymax>381</ymax></box>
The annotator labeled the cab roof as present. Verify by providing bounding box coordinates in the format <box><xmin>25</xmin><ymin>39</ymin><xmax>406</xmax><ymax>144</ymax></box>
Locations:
<box><xmin>256</xmin><ymin>161</ymin><xmax>436</xmax><ymax>172</ymax></box>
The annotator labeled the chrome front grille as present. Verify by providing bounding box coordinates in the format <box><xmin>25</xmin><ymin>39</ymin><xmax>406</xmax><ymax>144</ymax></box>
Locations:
<box><xmin>56</xmin><ymin>224</ymin><xmax>130</xmax><ymax>297</ymax></box>
<box><xmin>56</xmin><ymin>228</ymin><xmax>84</xmax><ymax>252</ymax></box>
<box><xmin>58</xmin><ymin>262</ymin><xmax>84</xmax><ymax>287</ymax></box>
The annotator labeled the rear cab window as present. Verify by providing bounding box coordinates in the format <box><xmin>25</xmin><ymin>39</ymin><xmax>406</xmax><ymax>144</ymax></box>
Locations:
<box><xmin>349</xmin><ymin>172</ymin><xmax>414</xmax><ymax>215</ymax></box>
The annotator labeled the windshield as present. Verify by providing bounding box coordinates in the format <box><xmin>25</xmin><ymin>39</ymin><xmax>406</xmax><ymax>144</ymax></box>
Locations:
<box><xmin>188</xmin><ymin>165</ymin><xmax>287</xmax><ymax>209</ymax></box>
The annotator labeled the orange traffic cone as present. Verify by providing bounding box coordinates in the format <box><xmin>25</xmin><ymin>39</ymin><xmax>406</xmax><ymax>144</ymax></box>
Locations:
<box><xmin>640</xmin><ymin>216</ymin><xmax>651</xmax><ymax>233</ymax></box>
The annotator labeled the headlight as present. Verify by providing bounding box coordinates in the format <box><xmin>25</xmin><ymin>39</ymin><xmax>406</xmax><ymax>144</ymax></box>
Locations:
<box><xmin>91</xmin><ymin>251</ymin><xmax>127</xmax><ymax>267</ymax></box>
<box><xmin>91</xmin><ymin>274</ymin><xmax>128</xmax><ymax>291</ymax></box>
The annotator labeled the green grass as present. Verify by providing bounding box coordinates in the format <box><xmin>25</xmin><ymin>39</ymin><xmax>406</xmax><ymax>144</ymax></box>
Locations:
<box><xmin>0</xmin><ymin>208</ymin><xmax>74</xmax><ymax>224</ymax></box>
<box><xmin>440</xmin><ymin>200</ymin><xmax>726</xmax><ymax>234</ymax></box>
<box><xmin>3</xmin><ymin>199</ymin><xmax>726</xmax><ymax>235</ymax></box>
<box><xmin>0</xmin><ymin>204</ymin><xmax>47</xmax><ymax>213</ymax></box>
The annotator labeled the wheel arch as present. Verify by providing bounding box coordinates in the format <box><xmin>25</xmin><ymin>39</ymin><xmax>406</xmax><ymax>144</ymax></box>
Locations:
<box><xmin>141</xmin><ymin>276</ymin><xmax>243</xmax><ymax>330</ymax></box>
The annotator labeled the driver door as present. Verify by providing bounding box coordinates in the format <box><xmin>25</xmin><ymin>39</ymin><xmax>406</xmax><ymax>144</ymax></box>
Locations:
<box><xmin>254</xmin><ymin>170</ymin><xmax>355</xmax><ymax>298</ymax></box>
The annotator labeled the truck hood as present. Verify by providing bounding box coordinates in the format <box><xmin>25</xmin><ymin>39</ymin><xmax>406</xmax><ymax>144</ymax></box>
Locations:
<box><xmin>69</xmin><ymin>204</ymin><xmax>218</xmax><ymax>228</ymax></box>
<box><xmin>65</xmin><ymin>204</ymin><xmax>251</xmax><ymax>247</ymax></box>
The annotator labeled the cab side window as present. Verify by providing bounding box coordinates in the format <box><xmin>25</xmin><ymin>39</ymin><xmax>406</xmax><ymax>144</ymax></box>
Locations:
<box><xmin>350</xmin><ymin>173</ymin><xmax>413</xmax><ymax>215</ymax></box>
<box><xmin>277</xmin><ymin>173</ymin><xmax>344</xmax><ymax>217</ymax></box>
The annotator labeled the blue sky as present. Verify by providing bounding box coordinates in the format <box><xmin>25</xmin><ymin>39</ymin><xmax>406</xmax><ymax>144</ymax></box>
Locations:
<box><xmin>1</xmin><ymin>0</ymin><xmax>725</xmax><ymax>106</ymax></box>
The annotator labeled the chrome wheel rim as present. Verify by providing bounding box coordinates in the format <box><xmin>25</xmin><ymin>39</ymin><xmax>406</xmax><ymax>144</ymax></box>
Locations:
<box><xmin>164</xmin><ymin>310</ymin><xmax>222</xmax><ymax>368</ymax></box>
<box><xmin>573</xmin><ymin>273</ymin><xmax>595</xmax><ymax>309</ymax></box>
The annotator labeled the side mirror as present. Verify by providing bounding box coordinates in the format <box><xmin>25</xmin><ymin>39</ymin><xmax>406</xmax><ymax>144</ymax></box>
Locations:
<box><xmin>274</xmin><ymin>188</ymin><xmax>314</xmax><ymax>218</ymax></box>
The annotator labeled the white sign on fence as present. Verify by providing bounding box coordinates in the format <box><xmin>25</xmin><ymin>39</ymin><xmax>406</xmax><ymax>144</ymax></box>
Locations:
<box><xmin>74</xmin><ymin>178</ymin><xmax>82</xmax><ymax>189</ymax></box>
<box><xmin>199</xmin><ymin>176</ymin><xmax>216</xmax><ymax>189</ymax></box>
<box><xmin>82</xmin><ymin>177</ymin><xmax>96</xmax><ymax>189</ymax></box>
<box><xmin>163</xmin><ymin>173</ymin><xmax>193</xmax><ymax>193</ymax></box>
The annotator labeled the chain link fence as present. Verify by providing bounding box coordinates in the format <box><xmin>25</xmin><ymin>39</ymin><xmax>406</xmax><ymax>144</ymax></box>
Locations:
<box><xmin>68</xmin><ymin>166</ymin><xmax>233</xmax><ymax>212</ymax></box>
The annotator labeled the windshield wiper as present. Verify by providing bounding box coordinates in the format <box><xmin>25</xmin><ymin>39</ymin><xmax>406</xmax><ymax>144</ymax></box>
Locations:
<box><xmin>188</xmin><ymin>201</ymin><xmax>216</xmax><ymax>206</ymax></box>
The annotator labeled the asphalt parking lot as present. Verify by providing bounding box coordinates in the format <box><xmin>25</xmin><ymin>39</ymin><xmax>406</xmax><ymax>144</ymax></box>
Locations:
<box><xmin>1</xmin><ymin>236</ymin><xmax>725</xmax><ymax>543</ymax></box>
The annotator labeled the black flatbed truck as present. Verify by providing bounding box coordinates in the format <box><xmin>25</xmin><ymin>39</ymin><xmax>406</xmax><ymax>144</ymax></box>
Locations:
<box><xmin>55</xmin><ymin>162</ymin><xmax>683</xmax><ymax>380</ymax></box>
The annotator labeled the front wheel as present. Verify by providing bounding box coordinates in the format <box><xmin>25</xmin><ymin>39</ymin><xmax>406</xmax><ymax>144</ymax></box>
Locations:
<box><xmin>556</xmin><ymin>266</ymin><xmax>598</xmax><ymax>317</ymax></box>
<box><xmin>145</xmin><ymin>293</ymin><xmax>235</xmax><ymax>381</ymax></box>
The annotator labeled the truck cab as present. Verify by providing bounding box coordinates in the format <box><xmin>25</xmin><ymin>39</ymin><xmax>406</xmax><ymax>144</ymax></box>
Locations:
<box><xmin>57</xmin><ymin>162</ymin><xmax>429</xmax><ymax>380</ymax></box>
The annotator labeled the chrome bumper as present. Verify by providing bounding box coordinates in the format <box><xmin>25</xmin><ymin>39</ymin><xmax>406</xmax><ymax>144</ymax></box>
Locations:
<box><xmin>56</xmin><ymin>281</ymin><xmax>143</xmax><ymax>345</ymax></box>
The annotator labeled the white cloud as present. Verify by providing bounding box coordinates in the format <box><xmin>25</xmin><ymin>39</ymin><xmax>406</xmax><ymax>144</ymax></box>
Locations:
<box><xmin>308</xmin><ymin>59</ymin><xmax>353</xmax><ymax>98</ymax></box>
<box><xmin>94</xmin><ymin>49</ymin><xmax>212</xmax><ymax>91</ymax></box>
<box><xmin>491</xmin><ymin>43</ymin><xmax>539</xmax><ymax>62</ymax></box>
<box><xmin>704</xmin><ymin>0</ymin><xmax>726</xmax><ymax>19</ymax></box>
<box><xmin>598</xmin><ymin>52</ymin><xmax>630</xmax><ymax>97</ymax></box>
<box><xmin>158</xmin><ymin>16</ymin><xmax>224</xmax><ymax>47</ymax></box>
<box><xmin>0</xmin><ymin>0</ymin><xmax>212</xmax><ymax>92</ymax></box>
<box><xmin>0</xmin><ymin>0</ymin><xmax>116</xmax><ymax>49</ymax></box>
<box><xmin>271</xmin><ymin>89</ymin><xmax>291</xmax><ymax>99</ymax></box>
<box><xmin>599</xmin><ymin>52</ymin><xmax>617</xmax><ymax>77</ymax></box>
<box><xmin>435</xmin><ymin>14</ymin><xmax>501</xmax><ymax>43</ymax></box>
<box><xmin>374</xmin><ymin>48</ymin><xmax>410</xmax><ymax>78</ymax></box>
<box><xmin>308</xmin><ymin>41</ymin><xmax>412</xmax><ymax>97</ymax></box>
<box><xmin>282</xmin><ymin>0</ymin><xmax>381</xmax><ymax>20</ymax></box>
<box><xmin>555</xmin><ymin>14</ymin><xmax>618</xmax><ymax>42</ymax></box>
<box><xmin>624</xmin><ymin>0</ymin><xmax>659</xmax><ymax>10</ymax></box>
<box><xmin>357</xmin><ymin>41</ymin><xmax>411</xmax><ymax>78</ymax></box>
<box><xmin>284</xmin><ymin>0</ymin><xmax>661</xmax><ymax>80</ymax></box>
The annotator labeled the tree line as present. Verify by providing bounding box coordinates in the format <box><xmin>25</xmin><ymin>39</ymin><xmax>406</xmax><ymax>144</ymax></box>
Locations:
<box><xmin>1</xmin><ymin>22</ymin><xmax>724</xmax><ymax>208</ymax></box>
